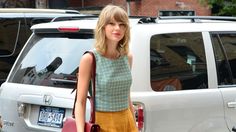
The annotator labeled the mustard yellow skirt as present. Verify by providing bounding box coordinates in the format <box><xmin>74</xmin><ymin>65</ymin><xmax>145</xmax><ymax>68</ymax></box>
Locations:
<box><xmin>95</xmin><ymin>108</ymin><xmax>138</xmax><ymax>132</ymax></box>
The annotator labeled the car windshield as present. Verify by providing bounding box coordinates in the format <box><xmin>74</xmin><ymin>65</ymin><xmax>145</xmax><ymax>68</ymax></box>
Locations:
<box><xmin>8</xmin><ymin>32</ymin><xmax>94</xmax><ymax>88</ymax></box>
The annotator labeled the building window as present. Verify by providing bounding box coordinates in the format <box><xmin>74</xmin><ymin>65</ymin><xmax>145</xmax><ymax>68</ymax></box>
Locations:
<box><xmin>159</xmin><ymin>10</ymin><xmax>195</xmax><ymax>16</ymax></box>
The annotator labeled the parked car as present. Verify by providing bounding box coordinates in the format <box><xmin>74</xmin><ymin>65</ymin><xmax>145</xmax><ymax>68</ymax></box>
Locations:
<box><xmin>1</xmin><ymin>16</ymin><xmax>236</xmax><ymax>132</ymax></box>
<box><xmin>0</xmin><ymin>8</ymin><xmax>85</xmax><ymax>85</ymax></box>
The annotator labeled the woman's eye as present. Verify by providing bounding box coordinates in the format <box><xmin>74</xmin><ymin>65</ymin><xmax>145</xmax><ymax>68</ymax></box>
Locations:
<box><xmin>119</xmin><ymin>23</ymin><xmax>126</xmax><ymax>28</ymax></box>
<box><xmin>109</xmin><ymin>22</ymin><xmax>115</xmax><ymax>25</ymax></box>
<box><xmin>120</xmin><ymin>23</ymin><xmax>125</xmax><ymax>27</ymax></box>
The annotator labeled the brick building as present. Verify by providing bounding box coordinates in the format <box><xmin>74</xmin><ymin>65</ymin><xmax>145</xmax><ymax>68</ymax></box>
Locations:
<box><xmin>68</xmin><ymin>0</ymin><xmax>211</xmax><ymax>16</ymax></box>
<box><xmin>0</xmin><ymin>0</ymin><xmax>211</xmax><ymax>16</ymax></box>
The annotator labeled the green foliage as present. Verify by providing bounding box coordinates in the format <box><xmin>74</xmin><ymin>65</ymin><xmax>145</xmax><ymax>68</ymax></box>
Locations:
<box><xmin>201</xmin><ymin>0</ymin><xmax>236</xmax><ymax>16</ymax></box>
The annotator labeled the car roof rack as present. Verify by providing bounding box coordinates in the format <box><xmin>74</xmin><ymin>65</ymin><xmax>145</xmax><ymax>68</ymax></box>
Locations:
<box><xmin>138</xmin><ymin>16</ymin><xmax>236</xmax><ymax>24</ymax></box>
<box><xmin>0</xmin><ymin>8</ymin><xmax>80</xmax><ymax>14</ymax></box>
<box><xmin>138</xmin><ymin>17</ymin><xmax>156</xmax><ymax>23</ymax></box>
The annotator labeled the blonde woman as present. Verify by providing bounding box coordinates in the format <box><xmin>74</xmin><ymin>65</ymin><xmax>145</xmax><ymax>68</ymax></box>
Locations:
<box><xmin>75</xmin><ymin>5</ymin><xmax>138</xmax><ymax>132</ymax></box>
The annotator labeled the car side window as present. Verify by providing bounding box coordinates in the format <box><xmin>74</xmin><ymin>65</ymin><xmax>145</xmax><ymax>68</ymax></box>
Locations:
<box><xmin>0</xmin><ymin>18</ymin><xmax>26</xmax><ymax>84</ymax></box>
<box><xmin>0</xmin><ymin>19</ymin><xmax>20</xmax><ymax>56</ymax></box>
<box><xmin>211</xmin><ymin>32</ymin><xmax>236</xmax><ymax>85</ymax></box>
<box><xmin>150</xmin><ymin>32</ymin><xmax>208</xmax><ymax>91</ymax></box>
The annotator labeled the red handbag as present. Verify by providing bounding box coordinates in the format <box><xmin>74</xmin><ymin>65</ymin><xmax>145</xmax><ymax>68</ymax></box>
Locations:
<box><xmin>62</xmin><ymin>51</ymin><xmax>100</xmax><ymax>132</ymax></box>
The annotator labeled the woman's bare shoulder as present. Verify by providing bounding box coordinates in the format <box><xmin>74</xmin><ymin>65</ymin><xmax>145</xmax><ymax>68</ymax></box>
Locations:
<box><xmin>127</xmin><ymin>52</ymin><xmax>133</xmax><ymax>60</ymax></box>
<box><xmin>80</xmin><ymin>53</ymin><xmax>94</xmax><ymax>66</ymax></box>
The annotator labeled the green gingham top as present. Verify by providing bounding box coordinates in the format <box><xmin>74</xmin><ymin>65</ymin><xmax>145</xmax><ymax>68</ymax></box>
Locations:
<box><xmin>93</xmin><ymin>50</ymin><xmax>132</xmax><ymax>112</ymax></box>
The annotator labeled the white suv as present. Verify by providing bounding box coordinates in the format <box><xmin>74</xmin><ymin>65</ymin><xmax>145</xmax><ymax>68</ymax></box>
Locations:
<box><xmin>1</xmin><ymin>16</ymin><xmax>236</xmax><ymax>132</ymax></box>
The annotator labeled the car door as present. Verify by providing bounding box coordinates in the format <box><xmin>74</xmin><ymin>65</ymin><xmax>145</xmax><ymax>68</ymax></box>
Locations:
<box><xmin>210</xmin><ymin>31</ymin><xmax>236</xmax><ymax>132</ymax></box>
<box><xmin>130</xmin><ymin>26</ymin><xmax>228</xmax><ymax>132</ymax></box>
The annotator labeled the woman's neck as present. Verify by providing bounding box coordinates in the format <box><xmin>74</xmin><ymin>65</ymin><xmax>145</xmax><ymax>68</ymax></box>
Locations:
<box><xmin>105</xmin><ymin>41</ymin><xmax>120</xmax><ymax>59</ymax></box>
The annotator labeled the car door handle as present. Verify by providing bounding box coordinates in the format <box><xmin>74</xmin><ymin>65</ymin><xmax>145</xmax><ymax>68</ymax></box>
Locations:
<box><xmin>227</xmin><ymin>102</ymin><xmax>236</xmax><ymax>108</ymax></box>
<box><xmin>17</xmin><ymin>94</ymin><xmax>44</xmax><ymax>105</ymax></box>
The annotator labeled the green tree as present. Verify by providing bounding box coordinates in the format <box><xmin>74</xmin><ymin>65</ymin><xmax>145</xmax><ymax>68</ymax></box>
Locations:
<box><xmin>200</xmin><ymin>0</ymin><xmax>236</xmax><ymax>16</ymax></box>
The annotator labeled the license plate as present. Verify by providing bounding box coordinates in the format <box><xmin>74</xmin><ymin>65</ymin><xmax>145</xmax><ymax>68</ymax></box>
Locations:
<box><xmin>37</xmin><ymin>106</ymin><xmax>65</xmax><ymax>128</ymax></box>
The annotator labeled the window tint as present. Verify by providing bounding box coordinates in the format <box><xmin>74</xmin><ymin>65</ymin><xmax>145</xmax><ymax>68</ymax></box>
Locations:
<box><xmin>150</xmin><ymin>32</ymin><xmax>208</xmax><ymax>91</ymax></box>
<box><xmin>211</xmin><ymin>32</ymin><xmax>236</xmax><ymax>85</ymax></box>
<box><xmin>0</xmin><ymin>18</ymin><xmax>27</xmax><ymax>84</ymax></box>
<box><xmin>9</xmin><ymin>33</ymin><xmax>94</xmax><ymax>88</ymax></box>
<box><xmin>0</xmin><ymin>19</ymin><xmax>20</xmax><ymax>55</ymax></box>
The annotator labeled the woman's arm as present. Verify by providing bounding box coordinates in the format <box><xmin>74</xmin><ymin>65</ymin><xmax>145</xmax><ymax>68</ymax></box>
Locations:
<box><xmin>75</xmin><ymin>53</ymin><xmax>93</xmax><ymax>132</ymax></box>
<box><xmin>128</xmin><ymin>52</ymin><xmax>133</xmax><ymax>68</ymax></box>
<box><xmin>128</xmin><ymin>52</ymin><xmax>135</xmax><ymax>118</ymax></box>
<box><xmin>129</xmin><ymin>94</ymin><xmax>135</xmax><ymax>119</ymax></box>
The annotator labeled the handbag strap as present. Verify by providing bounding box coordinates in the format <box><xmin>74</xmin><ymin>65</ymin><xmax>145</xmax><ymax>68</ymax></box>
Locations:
<box><xmin>72</xmin><ymin>51</ymin><xmax>96</xmax><ymax>123</ymax></box>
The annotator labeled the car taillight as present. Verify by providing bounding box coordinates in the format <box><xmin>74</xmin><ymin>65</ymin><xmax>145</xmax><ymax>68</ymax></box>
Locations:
<box><xmin>58</xmin><ymin>26</ymin><xmax>80</xmax><ymax>32</ymax></box>
<box><xmin>133</xmin><ymin>102</ymin><xmax>145</xmax><ymax>132</ymax></box>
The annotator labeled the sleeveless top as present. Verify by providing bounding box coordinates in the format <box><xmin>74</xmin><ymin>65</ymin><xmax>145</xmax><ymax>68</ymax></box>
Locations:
<box><xmin>93</xmin><ymin>50</ymin><xmax>132</xmax><ymax>112</ymax></box>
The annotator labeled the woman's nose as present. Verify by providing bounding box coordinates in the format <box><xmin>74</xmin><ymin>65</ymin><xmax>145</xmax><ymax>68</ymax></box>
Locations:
<box><xmin>114</xmin><ymin>24</ymin><xmax>120</xmax><ymax>29</ymax></box>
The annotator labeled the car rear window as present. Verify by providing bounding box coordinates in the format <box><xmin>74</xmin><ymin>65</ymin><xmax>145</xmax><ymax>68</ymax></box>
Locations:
<box><xmin>8</xmin><ymin>32</ymin><xmax>94</xmax><ymax>88</ymax></box>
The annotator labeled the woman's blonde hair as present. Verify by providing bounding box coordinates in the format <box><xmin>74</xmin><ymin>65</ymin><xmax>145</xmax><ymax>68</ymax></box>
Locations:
<box><xmin>94</xmin><ymin>5</ymin><xmax>130</xmax><ymax>55</ymax></box>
